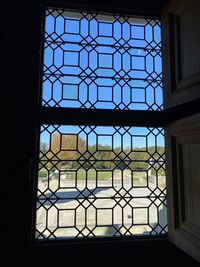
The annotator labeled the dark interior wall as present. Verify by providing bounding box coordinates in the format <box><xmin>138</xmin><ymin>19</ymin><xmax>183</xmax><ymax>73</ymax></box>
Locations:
<box><xmin>5</xmin><ymin>2</ymin><xmax>42</xmax><ymax>259</ymax></box>
<box><xmin>5</xmin><ymin>0</ymin><xmax>167</xmax><ymax>243</ymax></box>
<box><xmin>5</xmin><ymin>1</ymin><xmax>200</xmax><ymax>266</ymax></box>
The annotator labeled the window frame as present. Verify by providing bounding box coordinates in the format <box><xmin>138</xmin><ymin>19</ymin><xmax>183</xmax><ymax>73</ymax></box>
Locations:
<box><xmin>30</xmin><ymin>1</ymin><xmax>199</xmax><ymax>246</ymax></box>
<box><xmin>31</xmin><ymin>3</ymin><xmax>166</xmax><ymax>244</ymax></box>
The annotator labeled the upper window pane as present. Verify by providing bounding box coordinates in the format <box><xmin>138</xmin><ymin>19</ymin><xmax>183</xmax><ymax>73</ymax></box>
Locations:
<box><xmin>42</xmin><ymin>8</ymin><xmax>163</xmax><ymax>110</ymax></box>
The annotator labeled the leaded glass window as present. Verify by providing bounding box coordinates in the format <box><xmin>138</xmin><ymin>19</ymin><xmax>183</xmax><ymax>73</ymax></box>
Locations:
<box><xmin>35</xmin><ymin>7</ymin><xmax>167</xmax><ymax>240</ymax></box>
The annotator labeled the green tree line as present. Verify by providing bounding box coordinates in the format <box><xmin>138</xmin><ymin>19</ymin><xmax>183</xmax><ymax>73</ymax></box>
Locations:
<box><xmin>40</xmin><ymin>132</ymin><xmax>165</xmax><ymax>173</ymax></box>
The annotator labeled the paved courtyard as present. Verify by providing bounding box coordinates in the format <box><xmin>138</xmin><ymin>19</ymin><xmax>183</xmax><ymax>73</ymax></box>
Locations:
<box><xmin>36</xmin><ymin>173</ymin><xmax>167</xmax><ymax>238</ymax></box>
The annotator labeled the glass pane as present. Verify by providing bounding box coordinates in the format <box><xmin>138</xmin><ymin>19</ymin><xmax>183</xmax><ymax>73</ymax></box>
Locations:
<box><xmin>36</xmin><ymin>125</ymin><xmax>167</xmax><ymax>239</ymax></box>
<box><xmin>42</xmin><ymin>9</ymin><xmax>163</xmax><ymax>110</ymax></box>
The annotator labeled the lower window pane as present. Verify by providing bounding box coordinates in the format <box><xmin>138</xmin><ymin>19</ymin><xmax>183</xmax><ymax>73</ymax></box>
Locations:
<box><xmin>35</xmin><ymin>125</ymin><xmax>167</xmax><ymax>239</ymax></box>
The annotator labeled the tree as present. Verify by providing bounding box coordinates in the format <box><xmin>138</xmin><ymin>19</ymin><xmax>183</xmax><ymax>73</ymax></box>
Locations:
<box><xmin>40</xmin><ymin>142</ymin><xmax>48</xmax><ymax>154</ymax></box>
<box><xmin>89</xmin><ymin>145</ymin><xmax>115</xmax><ymax>169</ymax></box>
<box><xmin>45</xmin><ymin>131</ymin><xmax>86</xmax><ymax>169</ymax></box>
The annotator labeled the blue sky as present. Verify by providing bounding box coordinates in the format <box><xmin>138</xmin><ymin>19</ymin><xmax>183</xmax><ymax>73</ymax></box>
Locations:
<box><xmin>40</xmin><ymin>10</ymin><xmax>164</xmax><ymax>148</ymax></box>
<box><xmin>40</xmin><ymin>125</ymin><xmax>164</xmax><ymax>148</ymax></box>
<box><xmin>42</xmin><ymin>10</ymin><xmax>163</xmax><ymax>110</ymax></box>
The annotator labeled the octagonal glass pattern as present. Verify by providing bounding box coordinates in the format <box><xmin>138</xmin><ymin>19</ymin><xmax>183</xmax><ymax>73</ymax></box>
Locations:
<box><xmin>41</xmin><ymin>8</ymin><xmax>163</xmax><ymax>110</ymax></box>
<box><xmin>36</xmin><ymin>125</ymin><xmax>167</xmax><ymax>239</ymax></box>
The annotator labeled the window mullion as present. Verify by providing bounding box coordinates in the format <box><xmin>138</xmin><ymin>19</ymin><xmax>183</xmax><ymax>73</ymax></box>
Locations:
<box><xmin>37</xmin><ymin>107</ymin><xmax>165</xmax><ymax>127</ymax></box>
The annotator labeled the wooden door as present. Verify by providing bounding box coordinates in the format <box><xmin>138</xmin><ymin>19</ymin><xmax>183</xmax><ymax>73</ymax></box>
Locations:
<box><xmin>162</xmin><ymin>0</ymin><xmax>200</xmax><ymax>262</ymax></box>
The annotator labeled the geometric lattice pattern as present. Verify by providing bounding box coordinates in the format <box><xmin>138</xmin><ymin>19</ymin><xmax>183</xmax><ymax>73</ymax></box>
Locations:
<box><xmin>36</xmin><ymin>125</ymin><xmax>167</xmax><ymax>239</ymax></box>
<box><xmin>42</xmin><ymin>9</ymin><xmax>163</xmax><ymax>110</ymax></box>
